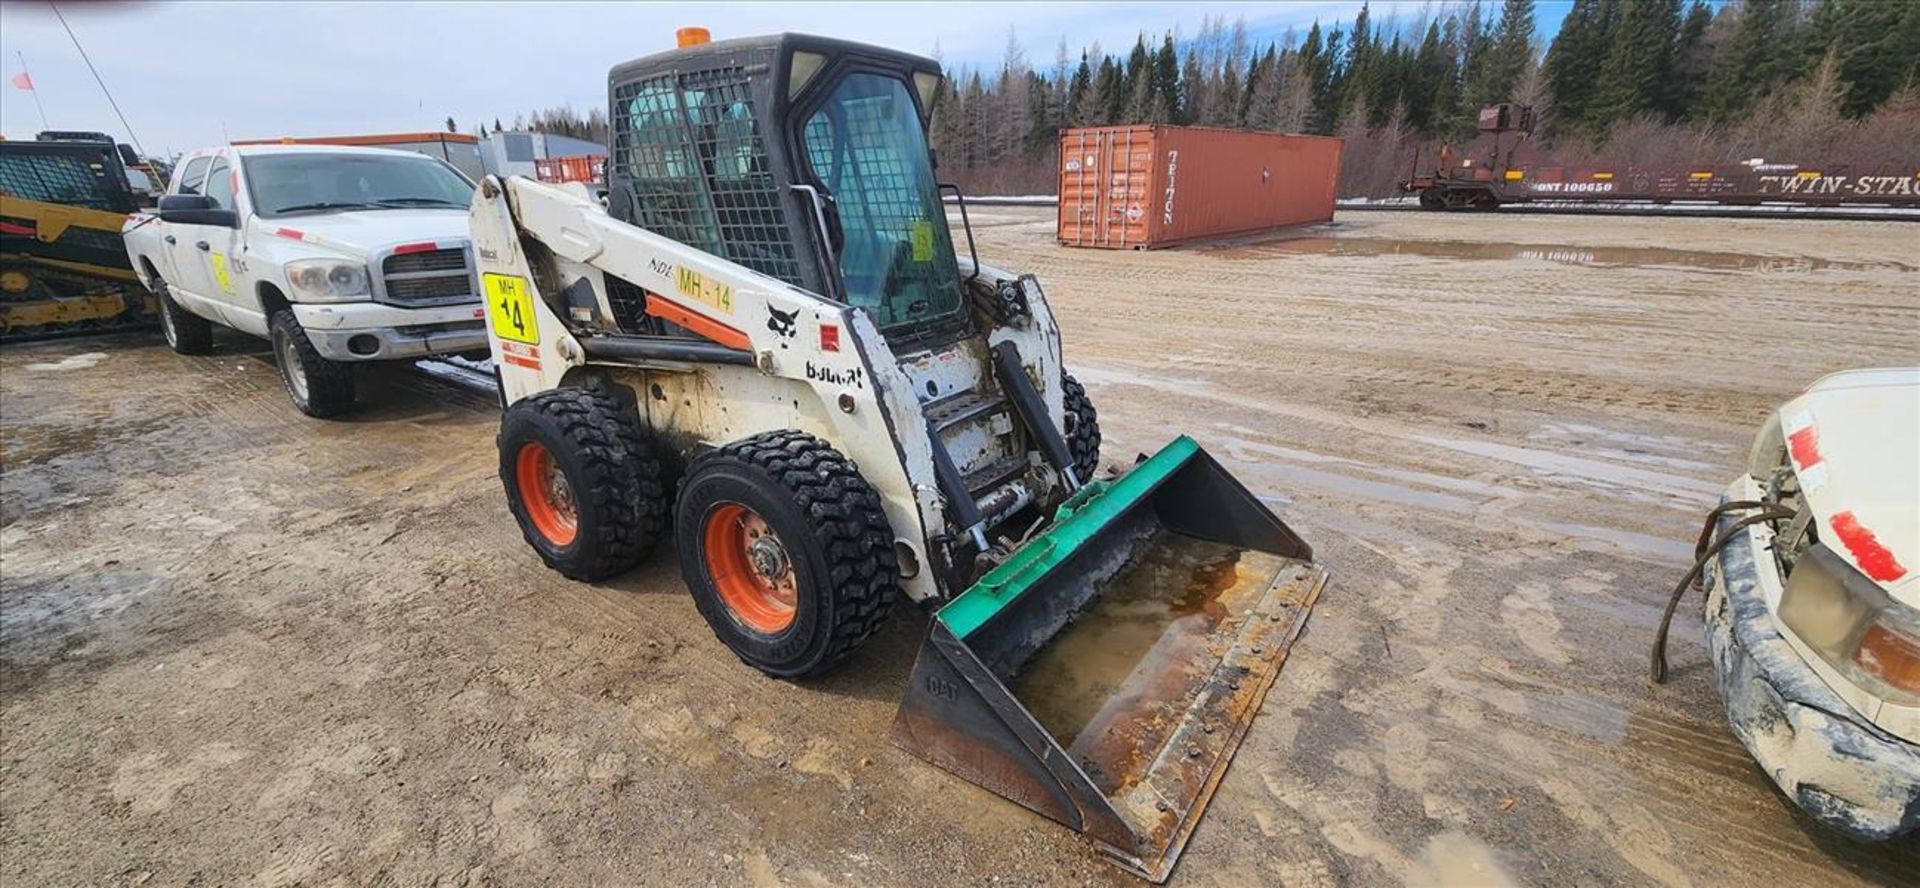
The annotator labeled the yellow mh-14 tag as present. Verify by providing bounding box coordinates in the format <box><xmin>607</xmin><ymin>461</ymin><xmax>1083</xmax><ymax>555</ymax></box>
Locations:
<box><xmin>484</xmin><ymin>273</ymin><xmax>539</xmax><ymax>345</ymax></box>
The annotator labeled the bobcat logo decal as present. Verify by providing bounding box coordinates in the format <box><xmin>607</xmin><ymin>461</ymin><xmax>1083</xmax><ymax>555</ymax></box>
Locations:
<box><xmin>767</xmin><ymin>306</ymin><xmax>798</xmax><ymax>339</ymax></box>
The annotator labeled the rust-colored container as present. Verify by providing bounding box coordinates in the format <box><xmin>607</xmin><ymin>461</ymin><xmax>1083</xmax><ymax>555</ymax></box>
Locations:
<box><xmin>1058</xmin><ymin>125</ymin><xmax>1343</xmax><ymax>249</ymax></box>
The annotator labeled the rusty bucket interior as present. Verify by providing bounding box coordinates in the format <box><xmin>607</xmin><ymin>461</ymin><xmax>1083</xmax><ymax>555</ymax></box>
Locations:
<box><xmin>893</xmin><ymin>436</ymin><xmax>1328</xmax><ymax>881</ymax></box>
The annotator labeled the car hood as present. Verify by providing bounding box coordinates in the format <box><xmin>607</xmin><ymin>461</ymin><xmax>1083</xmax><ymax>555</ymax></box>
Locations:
<box><xmin>1781</xmin><ymin>367</ymin><xmax>1920</xmax><ymax>604</ymax></box>
<box><xmin>257</xmin><ymin>207</ymin><xmax>470</xmax><ymax>257</ymax></box>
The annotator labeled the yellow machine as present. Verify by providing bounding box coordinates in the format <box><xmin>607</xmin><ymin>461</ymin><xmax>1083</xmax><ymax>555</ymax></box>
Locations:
<box><xmin>0</xmin><ymin>137</ymin><xmax>157</xmax><ymax>341</ymax></box>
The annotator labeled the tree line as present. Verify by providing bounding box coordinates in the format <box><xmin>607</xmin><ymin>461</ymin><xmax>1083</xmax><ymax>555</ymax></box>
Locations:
<box><xmin>928</xmin><ymin>1</ymin><xmax>1920</xmax><ymax>197</ymax></box>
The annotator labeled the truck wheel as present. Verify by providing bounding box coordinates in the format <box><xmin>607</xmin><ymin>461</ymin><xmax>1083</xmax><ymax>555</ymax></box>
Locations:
<box><xmin>1418</xmin><ymin>190</ymin><xmax>1445</xmax><ymax>211</ymax></box>
<box><xmin>499</xmin><ymin>387</ymin><xmax>668</xmax><ymax>581</ymax></box>
<box><xmin>1063</xmin><ymin>370</ymin><xmax>1102</xmax><ymax>482</ymax></box>
<box><xmin>269</xmin><ymin>309</ymin><xmax>355</xmax><ymax>417</ymax></box>
<box><xmin>155</xmin><ymin>279</ymin><xmax>213</xmax><ymax>355</ymax></box>
<box><xmin>676</xmin><ymin>430</ymin><xmax>897</xmax><ymax>678</ymax></box>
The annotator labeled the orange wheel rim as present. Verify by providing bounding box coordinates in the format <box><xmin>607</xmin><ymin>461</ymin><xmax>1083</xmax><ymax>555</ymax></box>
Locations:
<box><xmin>515</xmin><ymin>442</ymin><xmax>577</xmax><ymax>546</ymax></box>
<box><xmin>704</xmin><ymin>502</ymin><xmax>797</xmax><ymax>634</ymax></box>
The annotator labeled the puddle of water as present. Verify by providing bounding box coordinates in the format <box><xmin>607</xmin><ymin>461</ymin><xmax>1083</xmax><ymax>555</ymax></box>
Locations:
<box><xmin>1206</xmin><ymin>236</ymin><xmax>1911</xmax><ymax>273</ymax></box>
<box><xmin>1414</xmin><ymin>434</ymin><xmax>1722</xmax><ymax>501</ymax></box>
<box><xmin>1010</xmin><ymin>532</ymin><xmax>1285</xmax><ymax>787</ymax></box>
<box><xmin>1218</xmin><ymin>428</ymin><xmax>1515</xmax><ymax>508</ymax></box>
<box><xmin>1527</xmin><ymin>422</ymin><xmax>1727</xmax><ymax>474</ymax></box>
<box><xmin>1531</xmin><ymin>519</ymin><xmax>1696</xmax><ymax>563</ymax></box>
<box><xmin>1415</xmin><ymin>830</ymin><xmax>1519</xmax><ymax>888</ymax></box>
<box><xmin>0</xmin><ymin>416</ymin><xmax>173</xmax><ymax>467</ymax></box>
<box><xmin>1232</xmin><ymin>450</ymin><xmax>1481</xmax><ymax>514</ymax></box>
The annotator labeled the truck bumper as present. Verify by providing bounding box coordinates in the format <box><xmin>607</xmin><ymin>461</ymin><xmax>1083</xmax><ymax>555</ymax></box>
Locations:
<box><xmin>1705</xmin><ymin>499</ymin><xmax>1920</xmax><ymax>841</ymax></box>
<box><xmin>293</xmin><ymin>302</ymin><xmax>489</xmax><ymax>362</ymax></box>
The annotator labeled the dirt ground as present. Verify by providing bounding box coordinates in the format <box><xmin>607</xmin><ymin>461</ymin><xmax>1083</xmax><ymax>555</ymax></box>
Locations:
<box><xmin>4</xmin><ymin>208</ymin><xmax>1917</xmax><ymax>886</ymax></box>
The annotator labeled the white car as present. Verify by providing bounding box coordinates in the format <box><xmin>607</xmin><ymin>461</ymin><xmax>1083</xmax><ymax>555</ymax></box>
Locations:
<box><xmin>1704</xmin><ymin>367</ymin><xmax>1920</xmax><ymax>839</ymax></box>
<box><xmin>123</xmin><ymin>144</ymin><xmax>488</xmax><ymax>416</ymax></box>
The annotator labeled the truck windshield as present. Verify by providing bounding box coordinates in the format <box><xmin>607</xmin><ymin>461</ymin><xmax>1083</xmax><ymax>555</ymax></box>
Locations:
<box><xmin>243</xmin><ymin>153</ymin><xmax>473</xmax><ymax>216</ymax></box>
<box><xmin>802</xmin><ymin>73</ymin><xmax>961</xmax><ymax>332</ymax></box>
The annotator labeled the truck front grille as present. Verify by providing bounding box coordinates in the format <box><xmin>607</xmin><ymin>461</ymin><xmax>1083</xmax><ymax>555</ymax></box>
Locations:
<box><xmin>380</xmin><ymin>248</ymin><xmax>474</xmax><ymax>306</ymax></box>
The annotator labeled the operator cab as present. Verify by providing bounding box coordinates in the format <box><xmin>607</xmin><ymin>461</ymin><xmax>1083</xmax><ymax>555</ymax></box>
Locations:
<box><xmin>605</xmin><ymin>31</ymin><xmax>967</xmax><ymax>347</ymax></box>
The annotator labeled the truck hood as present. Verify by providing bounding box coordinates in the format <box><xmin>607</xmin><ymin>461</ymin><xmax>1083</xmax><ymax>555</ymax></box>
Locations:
<box><xmin>1780</xmin><ymin>367</ymin><xmax>1920</xmax><ymax>604</ymax></box>
<box><xmin>257</xmin><ymin>207</ymin><xmax>470</xmax><ymax>257</ymax></box>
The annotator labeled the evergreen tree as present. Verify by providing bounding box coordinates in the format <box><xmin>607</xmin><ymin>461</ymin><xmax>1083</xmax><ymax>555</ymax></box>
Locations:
<box><xmin>1066</xmin><ymin>53</ymin><xmax>1094</xmax><ymax>125</ymax></box>
<box><xmin>1218</xmin><ymin>55</ymin><xmax>1245</xmax><ymax>127</ymax></box>
<box><xmin>1152</xmin><ymin>34</ymin><xmax>1181</xmax><ymax>123</ymax></box>
<box><xmin>1828</xmin><ymin>0</ymin><xmax>1920</xmax><ymax>117</ymax></box>
<box><xmin>1486</xmin><ymin>0</ymin><xmax>1538</xmax><ymax>105</ymax></box>
<box><xmin>1543</xmin><ymin>0</ymin><xmax>1618</xmax><ymax>131</ymax></box>
<box><xmin>1181</xmin><ymin>50</ymin><xmax>1207</xmax><ymax>125</ymax></box>
<box><xmin>1589</xmin><ymin>0</ymin><xmax>1681</xmax><ymax>129</ymax></box>
<box><xmin>1665</xmin><ymin>1</ymin><xmax>1714</xmax><ymax>120</ymax></box>
<box><xmin>1341</xmin><ymin>3</ymin><xmax>1377</xmax><ymax>127</ymax></box>
<box><xmin>1408</xmin><ymin>22</ymin><xmax>1448</xmax><ymax>131</ymax></box>
<box><xmin>1701</xmin><ymin>0</ymin><xmax>1801</xmax><ymax>122</ymax></box>
<box><xmin>1095</xmin><ymin>55</ymin><xmax>1125</xmax><ymax>124</ymax></box>
<box><xmin>1246</xmin><ymin>45</ymin><xmax>1284</xmax><ymax>130</ymax></box>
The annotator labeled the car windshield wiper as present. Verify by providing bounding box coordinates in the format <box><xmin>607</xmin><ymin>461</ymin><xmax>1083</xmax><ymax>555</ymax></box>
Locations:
<box><xmin>372</xmin><ymin>197</ymin><xmax>467</xmax><ymax>208</ymax></box>
<box><xmin>270</xmin><ymin>201</ymin><xmax>385</xmax><ymax>214</ymax></box>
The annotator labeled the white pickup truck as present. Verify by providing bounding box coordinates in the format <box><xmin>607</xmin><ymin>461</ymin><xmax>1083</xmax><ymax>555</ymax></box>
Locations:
<box><xmin>123</xmin><ymin>144</ymin><xmax>488</xmax><ymax>416</ymax></box>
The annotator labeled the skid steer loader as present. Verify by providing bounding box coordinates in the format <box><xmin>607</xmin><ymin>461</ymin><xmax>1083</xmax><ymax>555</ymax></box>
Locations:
<box><xmin>471</xmin><ymin>30</ymin><xmax>1329</xmax><ymax>881</ymax></box>
<box><xmin>0</xmin><ymin>137</ymin><xmax>158</xmax><ymax>341</ymax></box>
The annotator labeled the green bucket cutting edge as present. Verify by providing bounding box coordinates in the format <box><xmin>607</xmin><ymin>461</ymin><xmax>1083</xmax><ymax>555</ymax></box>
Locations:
<box><xmin>938</xmin><ymin>434</ymin><xmax>1202</xmax><ymax>640</ymax></box>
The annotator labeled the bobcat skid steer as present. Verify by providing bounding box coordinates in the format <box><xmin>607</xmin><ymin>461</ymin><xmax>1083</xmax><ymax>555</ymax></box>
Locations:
<box><xmin>470</xmin><ymin>30</ymin><xmax>1329</xmax><ymax>881</ymax></box>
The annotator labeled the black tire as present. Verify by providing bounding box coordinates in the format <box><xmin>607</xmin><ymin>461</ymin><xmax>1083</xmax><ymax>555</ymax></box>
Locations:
<box><xmin>675</xmin><ymin>430</ymin><xmax>897</xmax><ymax>678</ymax></box>
<box><xmin>1062</xmin><ymin>370</ymin><xmax>1102</xmax><ymax>483</ymax></box>
<box><xmin>154</xmin><ymin>278</ymin><xmax>212</xmax><ymax>355</ymax></box>
<box><xmin>269</xmin><ymin>309</ymin><xmax>355</xmax><ymax>417</ymax></box>
<box><xmin>1418</xmin><ymin>189</ymin><xmax>1445</xmax><ymax>211</ymax></box>
<box><xmin>499</xmin><ymin>387</ymin><xmax>668</xmax><ymax>581</ymax></box>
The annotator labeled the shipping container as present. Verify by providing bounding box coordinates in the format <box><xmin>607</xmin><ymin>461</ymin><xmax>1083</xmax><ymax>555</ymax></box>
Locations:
<box><xmin>1057</xmin><ymin>125</ymin><xmax>1343</xmax><ymax>249</ymax></box>
<box><xmin>232</xmin><ymin>132</ymin><xmax>486</xmax><ymax>180</ymax></box>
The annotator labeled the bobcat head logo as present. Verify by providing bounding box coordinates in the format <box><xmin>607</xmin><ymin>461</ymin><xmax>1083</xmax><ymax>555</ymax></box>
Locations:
<box><xmin>767</xmin><ymin>306</ymin><xmax>798</xmax><ymax>339</ymax></box>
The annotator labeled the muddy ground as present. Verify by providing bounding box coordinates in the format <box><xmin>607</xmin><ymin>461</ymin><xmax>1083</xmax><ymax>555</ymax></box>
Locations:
<box><xmin>3</xmin><ymin>209</ymin><xmax>1917</xmax><ymax>886</ymax></box>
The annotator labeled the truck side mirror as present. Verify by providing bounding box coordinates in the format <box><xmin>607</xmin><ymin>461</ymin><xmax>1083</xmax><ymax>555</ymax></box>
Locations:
<box><xmin>158</xmin><ymin>194</ymin><xmax>238</xmax><ymax>228</ymax></box>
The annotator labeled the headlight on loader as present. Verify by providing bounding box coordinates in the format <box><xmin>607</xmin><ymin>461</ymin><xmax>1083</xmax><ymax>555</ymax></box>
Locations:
<box><xmin>1777</xmin><ymin>543</ymin><xmax>1920</xmax><ymax>704</ymax></box>
<box><xmin>285</xmin><ymin>259</ymin><xmax>370</xmax><ymax>303</ymax></box>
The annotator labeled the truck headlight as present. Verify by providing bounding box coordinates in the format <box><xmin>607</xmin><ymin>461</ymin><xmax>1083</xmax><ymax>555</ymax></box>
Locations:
<box><xmin>1777</xmin><ymin>542</ymin><xmax>1920</xmax><ymax>703</ymax></box>
<box><xmin>285</xmin><ymin>259</ymin><xmax>371</xmax><ymax>303</ymax></box>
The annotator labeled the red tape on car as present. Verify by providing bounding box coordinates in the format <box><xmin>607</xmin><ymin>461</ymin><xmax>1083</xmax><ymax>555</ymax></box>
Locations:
<box><xmin>1787</xmin><ymin>425</ymin><xmax>1822</xmax><ymax>468</ymax></box>
<box><xmin>1829</xmin><ymin>510</ymin><xmax>1909</xmax><ymax>582</ymax></box>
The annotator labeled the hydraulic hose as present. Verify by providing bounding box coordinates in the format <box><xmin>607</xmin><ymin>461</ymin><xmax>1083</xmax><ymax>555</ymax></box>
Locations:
<box><xmin>1650</xmin><ymin>500</ymin><xmax>1797</xmax><ymax>684</ymax></box>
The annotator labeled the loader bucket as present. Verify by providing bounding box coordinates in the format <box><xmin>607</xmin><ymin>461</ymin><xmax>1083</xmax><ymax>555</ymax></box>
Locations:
<box><xmin>893</xmin><ymin>435</ymin><xmax>1328</xmax><ymax>881</ymax></box>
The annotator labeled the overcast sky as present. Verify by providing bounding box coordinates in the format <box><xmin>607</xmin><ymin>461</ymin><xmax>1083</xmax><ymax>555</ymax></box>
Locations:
<box><xmin>1</xmin><ymin>1</ymin><xmax>1570</xmax><ymax>159</ymax></box>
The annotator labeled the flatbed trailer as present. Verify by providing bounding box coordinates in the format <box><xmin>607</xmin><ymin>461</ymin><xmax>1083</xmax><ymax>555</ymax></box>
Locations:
<box><xmin>1404</xmin><ymin>162</ymin><xmax>1920</xmax><ymax>211</ymax></box>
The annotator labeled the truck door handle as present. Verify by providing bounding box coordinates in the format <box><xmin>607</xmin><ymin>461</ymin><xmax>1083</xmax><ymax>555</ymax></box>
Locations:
<box><xmin>164</xmin><ymin>235</ymin><xmax>176</xmax><ymax>245</ymax></box>
<box><xmin>196</xmin><ymin>241</ymin><xmax>210</xmax><ymax>251</ymax></box>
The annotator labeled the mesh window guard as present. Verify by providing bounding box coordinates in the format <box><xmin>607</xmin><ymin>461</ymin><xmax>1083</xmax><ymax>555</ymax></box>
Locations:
<box><xmin>611</xmin><ymin>69</ymin><xmax>803</xmax><ymax>288</ymax></box>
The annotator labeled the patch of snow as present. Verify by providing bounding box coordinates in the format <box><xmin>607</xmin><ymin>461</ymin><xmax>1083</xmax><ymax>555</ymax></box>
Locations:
<box><xmin>24</xmin><ymin>352</ymin><xmax>107</xmax><ymax>372</ymax></box>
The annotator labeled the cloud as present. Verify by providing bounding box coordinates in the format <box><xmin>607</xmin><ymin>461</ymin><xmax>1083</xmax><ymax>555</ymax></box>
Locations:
<box><xmin>2</xmin><ymin>1</ymin><xmax>1362</xmax><ymax>157</ymax></box>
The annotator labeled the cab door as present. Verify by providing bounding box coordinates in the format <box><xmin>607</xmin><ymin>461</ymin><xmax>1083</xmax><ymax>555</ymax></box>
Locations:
<box><xmin>158</xmin><ymin>155</ymin><xmax>215</xmax><ymax>299</ymax></box>
<box><xmin>194</xmin><ymin>156</ymin><xmax>255</xmax><ymax>332</ymax></box>
<box><xmin>161</xmin><ymin>156</ymin><xmax>226</xmax><ymax>312</ymax></box>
